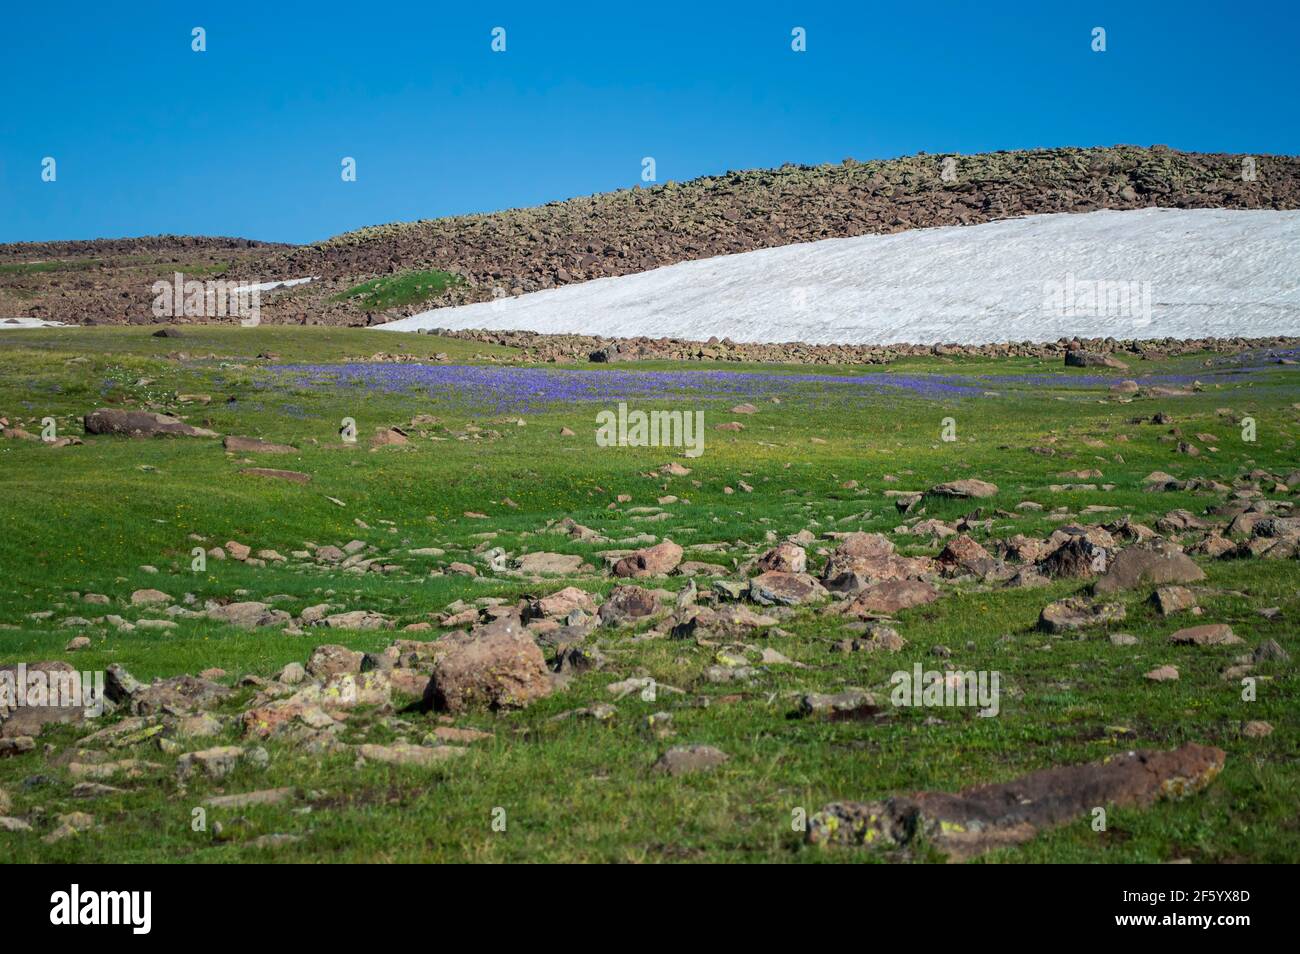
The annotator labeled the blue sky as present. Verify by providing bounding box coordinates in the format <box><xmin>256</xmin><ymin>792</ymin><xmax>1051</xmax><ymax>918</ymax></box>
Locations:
<box><xmin>2</xmin><ymin>0</ymin><xmax>1297</xmax><ymax>245</ymax></box>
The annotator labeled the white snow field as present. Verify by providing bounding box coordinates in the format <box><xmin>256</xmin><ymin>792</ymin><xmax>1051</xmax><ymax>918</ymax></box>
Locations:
<box><xmin>0</xmin><ymin>317</ymin><xmax>68</xmax><ymax>329</ymax></box>
<box><xmin>376</xmin><ymin>209</ymin><xmax>1300</xmax><ymax>345</ymax></box>
<box><xmin>237</xmin><ymin>276</ymin><xmax>317</xmax><ymax>294</ymax></box>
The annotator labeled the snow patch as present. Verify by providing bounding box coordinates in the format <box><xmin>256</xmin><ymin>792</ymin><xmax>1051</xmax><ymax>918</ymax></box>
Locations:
<box><xmin>375</xmin><ymin>209</ymin><xmax>1300</xmax><ymax>345</ymax></box>
<box><xmin>0</xmin><ymin>317</ymin><xmax>68</xmax><ymax>329</ymax></box>
<box><xmin>235</xmin><ymin>276</ymin><xmax>317</xmax><ymax>293</ymax></box>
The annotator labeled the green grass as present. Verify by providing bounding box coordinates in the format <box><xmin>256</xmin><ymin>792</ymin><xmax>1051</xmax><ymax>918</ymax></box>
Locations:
<box><xmin>332</xmin><ymin>269</ymin><xmax>463</xmax><ymax>310</ymax></box>
<box><xmin>0</xmin><ymin>327</ymin><xmax>1296</xmax><ymax>862</ymax></box>
<box><xmin>0</xmin><ymin>259</ymin><xmax>101</xmax><ymax>275</ymax></box>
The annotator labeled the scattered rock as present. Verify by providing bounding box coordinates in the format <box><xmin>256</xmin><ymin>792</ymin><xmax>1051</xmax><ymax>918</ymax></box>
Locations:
<box><xmin>613</xmin><ymin>539</ymin><xmax>684</xmax><ymax>578</ymax></box>
<box><xmin>756</xmin><ymin>542</ymin><xmax>807</xmax><ymax>574</ymax></box>
<box><xmin>1093</xmin><ymin>546</ymin><xmax>1205</xmax><ymax>594</ymax></box>
<box><xmin>748</xmin><ymin>571</ymin><xmax>827</xmax><ymax>606</ymax></box>
<box><xmin>1151</xmin><ymin>586</ymin><xmax>1197</xmax><ymax>616</ymax></box>
<box><xmin>305</xmin><ymin>645</ymin><xmax>364</xmax><ymax>678</ymax></box>
<box><xmin>356</xmin><ymin>743</ymin><xmax>468</xmax><ymax>767</ymax></box>
<box><xmin>1038</xmin><ymin>597</ymin><xmax>1126</xmax><ymax>633</ymax></box>
<box><xmin>84</xmin><ymin>409</ymin><xmax>218</xmax><ymax>438</ymax></box>
<box><xmin>928</xmin><ymin>479</ymin><xmax>998</xmax><ymax>499</ymax></box>
<box><xmin>807</xmin><ymin>743</ymin><xmax>1223</xmax><ymax>860</ymax></box>
<box><xmin>207</xmin><ymin>601</ymin><xmax>292</xmax><ymax>629</ymax></box>
<box><xmin>653</xmin><ymin>745</ymin><xmax>728</xmax><ymax>776</ymax></box>
<box><xmin>598</xmin><ymin>585</ymin><xmax>661</xmax><ymax>626</ymax></box>
<box><xmin>429</xmin><ymin>614</ymin><xmax>552</xmax><ymax>712</ymax></box>
<box><xmin>223</xmin><ymin>436</ymin><xmax>298</xmax><ymax>454</ymax></box>
<box><xmin>843</xmin><ymin>579</ymin><xmax>939</xmax><ymax>616</ymax></box>
<box><xmin>1168</xmin><ymin>624</ymin><xmax>1242</xmax><ymax>647</ymax></box>
<box><xmin>130</xmin><ymin>588</ymin><xmax>171</xmax><ymax>606</ymax></box>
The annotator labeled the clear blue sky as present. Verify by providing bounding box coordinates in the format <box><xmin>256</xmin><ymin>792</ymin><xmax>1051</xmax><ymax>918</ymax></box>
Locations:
<box><xmin>2</xmin><ymin>0</ymin><xmax>1297</xmax><ymax>245</ymax></box>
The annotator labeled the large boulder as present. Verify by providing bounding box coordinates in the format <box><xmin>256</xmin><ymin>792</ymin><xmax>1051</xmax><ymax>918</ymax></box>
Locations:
<box><xmin>429</xmin><ymin>614</ymin><xmax>552</xmax><ymax>713</ymax></box>
<box><xmin>1039</xmin><ymin>536</ymin><xmax>1109</xmax><ymax>579</ymax></box>
<box><xmin>1168</xmin><ymin>624</ymin><xmax>1243</xmax><ymax>646</ymax></box>
<box><xmin>512</xmin><ymin>552</ymin><xmax>588</xmax><ymax>575</ymax></box>
<box><xmin>598</xmin><ymin>586</ymin><xmax>661</xmax><ymax>626</ymax></box>
<box><xmin>84</xmin><ymin>409</ymin><xmax>218</xmax><ymax>438</ymax></box>
<box><xmin>612</xmin><ymin>540</ymin><xmax>683</xmax><ymax>578</ymax></box>
<box><xmin>807</xmin><ymin>743</ymin><xmax>1223</xmax><ymax>861</ymax></box>
<box><xmin>820</xmin><ymin>533</ymin><xmax>932</xmax><ymax>593</ymax></box>
<box><xmin>526</xmin><ymin>586</ymin><xmax>598</xmax><ymax>620</ymax></box>
<box><xmin>126</xmin><ymin>674</ymin><xmax>232</xmax><ymax>716</ymax></box>
<box><xmin>1093</xmin><ymin>546</ymin><xmax>1206</xmax><ymax>594</ymax></box>
<box><xmin>305</xmin><ymin>644</ymin><xmax>365</xmax><ymax>678</ymax></box>
<box><xmin>927</xmin><ymin>479</ymin><xmax>998</xmax><ymax>499</ymax></box>
<box><xmin>843</xmin><ymin>580</ymin><xmax>939</xmax><ymax>616</ymax></box>
<box><xmin>936</xmin><ymin>535</ymin><xmax>1010</xmax><ymax>579</ymax></box>
<box><xmin>1038</xmin><ymin>597</ymin><xmax>1126</xmax><ymax>633</ymax></box>
<box><xmin>1065</xmin><ymin>350</ymin><xmax>1129</xmax><ymax>370</ymax></box>
<box><xmin>748</xmin><ymin>571</ymin><xmax>827</xmax><ymax>606</ymax></box>
<box><xmin>756</xmin><ymin>542</ymin><xmax>807</xmax><ymax>574</ymax></box>
<box><xmin>207</xmin><ymin>602</ymin><xmax>291</xmax><ymax>629</ymax></box>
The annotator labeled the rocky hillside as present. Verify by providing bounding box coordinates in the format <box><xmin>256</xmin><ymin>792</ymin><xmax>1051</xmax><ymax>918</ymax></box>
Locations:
<box><xmin>254</xmin><ymin>145</ymin><xmax>1300</xmax><ymax>307</ymax></box>
<box><xmin>4</xmin><ymin>146</ymin><xmax>1299</xmax><ymax>328</ymax></box>
<box><xmin>0</xmin><ymin>237</ymin><xmax>286</xmax><ymax>326</ymax></box>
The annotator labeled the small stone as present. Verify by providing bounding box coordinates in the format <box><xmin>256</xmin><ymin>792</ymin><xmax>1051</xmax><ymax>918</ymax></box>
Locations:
<box><xmin>130</xmin><ymin>588</ymin><xmax>171</xmax><ymax>606</ymax></box>
<box><xmin>1151</xmin><ymin>586</ymin><xmax>1197</xmax><ymax>616</ymax></box>
<box><xmin>1241</xmin><ymin>721</ymin><xmax>1273</xmax><ymax>739</ymax></box>
<box><xmin>653</xmin><ymin>745</ymin><xmax>728</xmax><ymax>776</ymax></box>
<box><xmin>1168</xmin><ymin>624</ymin><xmax>1242</xmax><ymax>647</ymax></box>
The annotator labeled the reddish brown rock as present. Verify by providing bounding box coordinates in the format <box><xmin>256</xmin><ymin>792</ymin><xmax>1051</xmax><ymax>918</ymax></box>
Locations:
<box><xmin>613</xmin><ymin>539</ymin><xmax>683</xmax><ymax>578</ymax></box>
<box><xmin>429</xmin><ymin>614</ymin><xmax>552</xmax><ymax>713</ymax></box>
<box><xmin>820</xmin><ymin>532</ymin><xmax>932</xmax><ymax>593</ymax></box>
<box><xmin>527</xmin><ymin>586</ymin><xmax>598</xmax><ymax>620</ymax></box>
<box><xmin>1038</xmin><ymin>597</ymin><xmax>1126</xmax><ymax>633</ymax></box>
<box><xmin>807</xmin><ymin>743</ymin><xmax>1225</xmax><ymax>860</ymax></box>
<box><xmin>927</xmin><ymin>479</ymin><xmax>998</xmax><ymax>499</ymax></box>
<box><xmin>1093</xmin><ymin>545</ymin><xmax>1205</xmax><ymax>594</ymax></box>
<box><xmin>843</xmin><ymin>579</ymin><xmax>939</xmax><ymax>616</ymax></box>
<box><xmin>370</xmin><ymin>426</ymin><xmax>410</xmax><ymax>448</ymax></box>
<box><xmin>84</xmin><ymin>409</ymin><xmax>218</xmax><ymax>438</ymax></box>
<box><xmin>223</xmin><ymin>435</ymin><xmax>298</xmax><ymax>454</ymax></box>
<box><xmin>748</xmin><ymin>571</ymin><xmax>827</xmax><ymax>606</ymax></box>
<box><xmin>756</xmin><ymin>542</ymin><xmax>807</xmax><ymax>574</ymax></box>
<box><xmin>1168</xmin><ymin>624</ymin><xmax>1243</xmax><ymax>647</ymax></box>
<box><xmin>305</xmin><ymin>644</ymin><xmax>365</xmax><ymax>679</ymax></box>
<box><xmin>1151</xmin><ymin>586</ymin><xmax>1197</xmax><ymax>616</ymax></box>
<box><xmin>1040</xmin><ymin>536</ymin><xmax>1109</xmax><ymax>579</ymax></box>
<box><xmin>598</xmin><ymin>585</ymin><xmax>661</xmax><ymax>626</ymax></box>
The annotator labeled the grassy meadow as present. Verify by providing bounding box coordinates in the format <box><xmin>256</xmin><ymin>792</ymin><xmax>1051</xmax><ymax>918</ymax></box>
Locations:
<box><xmin>0</xmin><ymin>326</ymin><xmax>1296</xmax><ymax>862</ymax></box>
